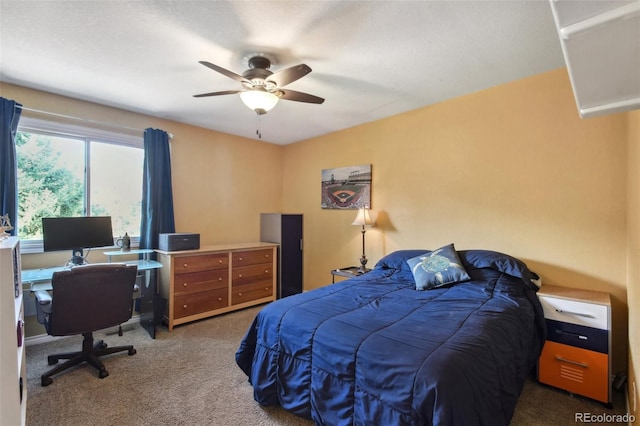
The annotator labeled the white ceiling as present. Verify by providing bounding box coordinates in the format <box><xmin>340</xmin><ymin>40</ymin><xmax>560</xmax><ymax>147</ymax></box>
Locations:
<box><xmin>0</xmin><ymin>1</ymin><xmax>567</xmax><ymax>145</ymax></box>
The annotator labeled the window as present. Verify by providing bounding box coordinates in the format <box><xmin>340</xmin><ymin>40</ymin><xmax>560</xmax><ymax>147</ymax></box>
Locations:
<box><xmin>16</xmin><ymin>117</ymin><xmax>144</xmax><ymax>252</ymax></box>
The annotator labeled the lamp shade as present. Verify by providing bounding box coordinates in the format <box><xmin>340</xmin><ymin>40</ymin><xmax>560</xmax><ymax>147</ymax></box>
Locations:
<box><xmin>352</xmin><ymin>208</ymin><xmax>375</xmax><ymax>226</ymax></box>
<box><xmin>240</xmin><ymin>90</ymin><xmax>279</xmax><ymax>115</ymax></box>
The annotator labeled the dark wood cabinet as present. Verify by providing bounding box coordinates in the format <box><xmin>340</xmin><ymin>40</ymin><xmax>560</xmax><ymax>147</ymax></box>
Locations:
<box><xmin>260</xmin><ymin>213</ymin><xmax>303</xmax><ymax>298</ymax></box>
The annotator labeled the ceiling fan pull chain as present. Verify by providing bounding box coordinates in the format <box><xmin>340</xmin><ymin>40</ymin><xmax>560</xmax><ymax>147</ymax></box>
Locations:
<box><xmin>256</xmin><ymin>117</ymin><xmax>262</xmax><ymax>139</ymax></box>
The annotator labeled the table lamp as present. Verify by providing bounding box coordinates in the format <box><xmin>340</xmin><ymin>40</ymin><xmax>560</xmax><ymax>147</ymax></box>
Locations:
<box><xmin>352</xmin><ymin>207</ymin><xmax>375</xmax><ymax>272</ymax></box>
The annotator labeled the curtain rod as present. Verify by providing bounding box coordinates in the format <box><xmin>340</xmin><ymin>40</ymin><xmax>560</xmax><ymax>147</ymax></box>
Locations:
<box><xmin>17</xmin><ymin>105</ymin><xmax>174</xmax><ymax>139</ymax></box>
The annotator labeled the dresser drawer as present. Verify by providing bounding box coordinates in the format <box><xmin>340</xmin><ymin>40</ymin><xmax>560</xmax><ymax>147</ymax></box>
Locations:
<box><xmin>174</xmin><ymin>288</ymin><xmax>228</xmax><ymax>319</ymax></box>
<box><xmin>174</xmin><ymin>269</ymin><xmax>228</xmax><ymax>296</ymax></box>
<box><xmin>538</xmin><ymin>295</ymin><xmax>608</xmax><ymax>330</ymax></box>
<box><xmin>174</xmin><ymin>253</ymin><xmax>228</xmax><ymax>274</ymax></box>
<box><xmin>232</xmin><ymin>249</ymin><xmax>273</xmax><ymax>267</ymax></box>
<box><xmin>232</xmin><ymin>263</ymin><xmax>273</xmax><ymax>286</ymax></box>
<box><xmin>545</xmin><ymin>319</ymin><xmax>608</xmax><ymax>354</ymax></box>
<box><xmin>538</xmin><ymin>340</ymin><xmax>608</xmax><ymax>403</ymax></box>
<box><xmin>231</xmin><ymin>281</ymin><xmax>274</xmax><ymax>305</ymax></box>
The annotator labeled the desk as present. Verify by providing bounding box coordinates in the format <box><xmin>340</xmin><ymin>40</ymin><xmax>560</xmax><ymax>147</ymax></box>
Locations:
<box><xmin>22</xmin><ymin>250</ymin><xmax>162</xmax><ymax>339</ymax></box>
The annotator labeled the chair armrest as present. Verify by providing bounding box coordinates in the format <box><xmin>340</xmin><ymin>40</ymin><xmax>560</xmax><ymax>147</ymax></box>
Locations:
<box><xmin>34</xmin><ymin>290</ymin><xmax>53</xmax><ymax>319</ymax></box>
<box><xmin>34</xmin><ymin>290</ymin><xmax>52</xmax><ymax>305</ymax></box>
<box><xmin>132</xmin><ymin>284</ymin><xmax>140</xmax><ymax>299</ymax></box>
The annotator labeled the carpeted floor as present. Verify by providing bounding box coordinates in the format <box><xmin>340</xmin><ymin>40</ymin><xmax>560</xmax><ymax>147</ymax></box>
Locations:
<box><xmin>25</xmin><ymin>305</ymin><xmax>628</xmax><ymax>425</ymax></box>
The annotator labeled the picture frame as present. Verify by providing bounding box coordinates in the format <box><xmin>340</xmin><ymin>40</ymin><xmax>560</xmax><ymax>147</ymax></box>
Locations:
<box><xmin>321</xmin><ymin>164</ymin><xmax>371</xmax><ymax>209</ymax></box>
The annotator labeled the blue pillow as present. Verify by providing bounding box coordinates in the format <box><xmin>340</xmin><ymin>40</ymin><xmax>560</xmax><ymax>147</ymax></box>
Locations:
<box><xmin>374</xmin><ymin>249</ymin><xmax>431</xmax><ymax>272</ymax></box>
<box><xmin>459</xmin><ymin>249</ymin><xmax>540</xmax><ymax>291</ymax></box>
<box><xmin>406</xmin><ymin>244</ymin><xmax>470</xmax><ymax>290</ymax></box>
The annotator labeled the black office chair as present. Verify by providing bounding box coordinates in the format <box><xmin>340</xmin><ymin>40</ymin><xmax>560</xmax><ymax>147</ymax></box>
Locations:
<box><xmin>34</xmin><ymin>263</ymin><xmax>139</xmax><ymax>386</ymax></box>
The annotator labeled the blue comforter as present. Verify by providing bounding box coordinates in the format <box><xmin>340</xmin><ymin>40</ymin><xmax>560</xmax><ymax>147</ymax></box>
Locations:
<box><xmin>236</xmin><ymin>249</ymin><xmax>545</xmax><ymax>425</ymax></box>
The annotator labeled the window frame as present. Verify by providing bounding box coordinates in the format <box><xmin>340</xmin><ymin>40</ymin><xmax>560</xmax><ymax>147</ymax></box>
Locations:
<box><xmin>16</xmin><ymin>115</ymin><xmax>143</xmax><ymax>254</ymax></box>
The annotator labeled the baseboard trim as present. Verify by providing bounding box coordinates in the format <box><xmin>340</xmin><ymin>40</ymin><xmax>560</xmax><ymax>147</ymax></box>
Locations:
<box><xmin>25</xmin><ymin>315</ymin><xmax>142</xmax><ymax>347</ymax></box>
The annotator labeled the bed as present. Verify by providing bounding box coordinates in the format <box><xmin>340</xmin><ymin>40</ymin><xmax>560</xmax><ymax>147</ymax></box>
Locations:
<box><xmin>236</xmin><ymin>246</ymin><xmax>546</xmax><ymax>425</ymax></box>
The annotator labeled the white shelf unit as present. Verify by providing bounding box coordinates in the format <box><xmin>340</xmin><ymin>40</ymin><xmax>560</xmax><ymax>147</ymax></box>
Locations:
<box><xmin>549</xmin><ymin>0</ymin><xmax>640</xmax><ymax>118</ymax></box>
<box><xmin>0</xmin><ymin>236</ymin><xmax>26</xmax><ymax>425</ymax></box>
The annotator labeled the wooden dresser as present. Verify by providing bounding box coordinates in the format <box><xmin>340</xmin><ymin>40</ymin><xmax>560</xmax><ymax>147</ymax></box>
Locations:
<box><xmin>157</xmin><ymin>242</ymin><xmax>277</xmax><ymax>331</ymax></box>
<box><xmin>537</xmin><ymin>285</ymin><xmax>611</xmax><ymax>405</ymax></box>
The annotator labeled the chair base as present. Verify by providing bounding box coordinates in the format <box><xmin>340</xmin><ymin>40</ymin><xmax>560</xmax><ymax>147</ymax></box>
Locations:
<box><xmin>41</xmin><ymin>331</ymin><xmax>136</xmax><ymax>386</ymax></box>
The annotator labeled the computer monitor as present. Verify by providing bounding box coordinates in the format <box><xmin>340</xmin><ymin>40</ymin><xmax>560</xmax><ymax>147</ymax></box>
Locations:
<box><xmin>42</xmin><ymin>216</ymin><xmax>114</xmax><ymax>265</ymax></box>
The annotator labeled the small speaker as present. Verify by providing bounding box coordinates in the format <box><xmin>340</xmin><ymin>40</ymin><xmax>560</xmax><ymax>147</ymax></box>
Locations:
<box><xmin>158</xmin><ymin>233</ymin><xmax>200</xmax><ymax>251</ymax></box>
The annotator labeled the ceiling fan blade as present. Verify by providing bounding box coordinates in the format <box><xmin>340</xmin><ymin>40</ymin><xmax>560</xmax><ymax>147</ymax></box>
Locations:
<box><xmin>278</xmin><ymin>89</ymin><xmax>325</xmax><ymax>104</ymax></box>
<box><xmin>199</xmin><ymin>61</ymin><xmax>249</xmax><ymax>84</ymax></box>
<box><xmin>193</xmin><ymin>90</ymin><xmax>241</xmax><ymax>98</ymax></box>
<box><xmin>268</xmin><ymin>64</ymin><xmax>312</xmax><ymax>87</ymax></box>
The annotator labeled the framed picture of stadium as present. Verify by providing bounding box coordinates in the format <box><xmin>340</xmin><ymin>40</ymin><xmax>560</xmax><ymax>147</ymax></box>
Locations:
<box><xmin>321</xmin><ymin>164</ymin><xmax>372</xmax><ymax>209</ymax></box>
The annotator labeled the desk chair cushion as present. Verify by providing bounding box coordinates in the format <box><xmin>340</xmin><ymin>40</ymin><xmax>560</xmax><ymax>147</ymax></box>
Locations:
<box><xmin>41</xmin><ymin>263</ymin><xmax>138</xmax><ymax>336</ymax></box>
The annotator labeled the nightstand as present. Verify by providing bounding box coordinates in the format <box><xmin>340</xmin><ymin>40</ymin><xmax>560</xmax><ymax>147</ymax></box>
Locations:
<box><xmin>537</xmin><ymin>285</ymin><xmax>611</xmax><ymax>406</ymax></box>
<box><xmin>331</xmin><ymin>266</ymin><xmax>371</xmax><ymax>283</ymax></box>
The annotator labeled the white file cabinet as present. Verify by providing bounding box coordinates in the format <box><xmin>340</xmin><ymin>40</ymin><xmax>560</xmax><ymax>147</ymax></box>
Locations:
<box><xmin>537</xmin><ymin>285</ymin><xmax>611</xmax><ymax>406</ymax></box>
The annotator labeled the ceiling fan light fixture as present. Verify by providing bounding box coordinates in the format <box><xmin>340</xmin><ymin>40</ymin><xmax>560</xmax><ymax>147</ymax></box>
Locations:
<box><xmin>240</xmin><ymin>90</ymin><xmax>279</xmax><ymax>115</ymax></box>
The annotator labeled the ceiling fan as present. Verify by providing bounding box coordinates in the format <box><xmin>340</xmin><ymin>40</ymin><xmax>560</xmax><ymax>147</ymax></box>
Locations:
<box><xmin>194</xmin><ymin>55</ymin><xmax>325</xmax><ymax>115</ymax></box>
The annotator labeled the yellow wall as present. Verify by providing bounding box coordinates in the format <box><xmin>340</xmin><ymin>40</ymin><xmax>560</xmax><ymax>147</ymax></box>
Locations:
<box><xmin>627</xmin><ymin>108</ymin><xmax>640</xmax><ymax>417</ymax></box>
<box><xmin>282</xmin><ymin>68</ymin><xmax>629</xmax><ymax>375</ymax></box>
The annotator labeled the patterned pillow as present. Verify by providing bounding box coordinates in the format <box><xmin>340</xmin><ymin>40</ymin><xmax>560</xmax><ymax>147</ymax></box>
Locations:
<box><xmin>406</xmin><ymin>244</ymin><xmax>470</xmax><ymax>290</ymax></box>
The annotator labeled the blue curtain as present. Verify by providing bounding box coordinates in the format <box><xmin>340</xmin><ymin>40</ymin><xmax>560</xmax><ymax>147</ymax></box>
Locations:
<box><xmin>140</xmin><ymin>128</ymin><xmax>175</xmax><ymax>251</ymax></box>
<box><xmin>0</xmin><ymin>97</ymin><xmax>23</xmax><ymax>236</ymax></box>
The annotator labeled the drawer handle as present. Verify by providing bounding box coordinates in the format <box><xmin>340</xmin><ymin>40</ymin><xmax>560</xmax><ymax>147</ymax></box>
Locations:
<box><xmin>239</xmin><ymin>257</ymin><xmax>243</xmax><ymax>261</ymax></box>
<box><xmin>555</xmin><ymin>309</ymin><xmax>595</xmax><ymax>319</ymax></box>
<box><xmin>265</xmin><ymin>270</ymin><xmax>269</xmax><ymax>274</ymax></box>
<box><xmin>238</xmin><ymin>292</ymin><xmax>242</xmax><ymax>296</ymax></box>
<box><xmin>555</xmin><ymin>356</ymin><xmax>589</xmax><ymax>368</ymax></box>
<box><xmin>238</xmin><ymin>274</ymin><xmax>243</xmax><ymax>278</ymax></box>
<box><xmin>218</xmin><ymin>297</ymin><xmax>222</xmax><ymax>301</ymax></box>
<box><xmin>556</xmin><ymin>329</ymin><xmax>588</xmax><ymax>340</ymax></box>
<box><xmin>218</xmin><ymin>277</ymin><xmax>222</xmax><ymax>281</ymax></box>
<box><xmin>183</xmin><ymin>304</ymin><xmax>188</xmax><ymax>309</ymax></box>
<box><xmin>183</xmin><ymin>263</ymin><xmax>188</xmax><ymax>268</ymax></box>
<box><xmin>218</xmin><ymin>260</ymin><xmax>223</xmax><ymax>264</ymax></box>
<box><xmin>183</xmin><ymin>283</ymin><xmax>188</xmax><ymax>287</ymax></box>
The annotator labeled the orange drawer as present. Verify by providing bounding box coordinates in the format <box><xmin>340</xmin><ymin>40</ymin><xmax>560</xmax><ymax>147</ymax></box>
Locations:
<box><xmin>174</xmin><ymin>288</ymin><xmax>228</xmax><ymax>319</ymax></box>
<box><xmin>174</xmin><ymin>253</ymin><xmax>228</xmax><ymax>274</ymax></box>
<box><xmin>538</xmin><ymin>340</ymin><xmax>609</xmax><ymax>403</ymax></box>
<box><xmin>231</xmin><ymin>281</ymin><xmax>274</xmax><ymax>305</ymax></box>
<box><xmin>232</xmin><ymin>249</ymin><xmax>273</xmax><ymax>267</ymax></box>
<box><xmin>174</xmin><ymin>269</ymin><xmax>228</xmax><ymax>296</ymax></box>
<box><xmin>232</xmin><ymin>263</ymin><xmax>273</xmax><ymax>286</ymax></box>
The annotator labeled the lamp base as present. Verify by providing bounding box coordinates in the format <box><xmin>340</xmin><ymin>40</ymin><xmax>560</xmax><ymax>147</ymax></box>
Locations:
<box><xmin>358</xmin><ymin>255</ymin><xmax>368</xmax><ymax>273</ymax></box>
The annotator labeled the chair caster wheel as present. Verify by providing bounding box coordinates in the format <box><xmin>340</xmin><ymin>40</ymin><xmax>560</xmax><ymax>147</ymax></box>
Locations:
<box><xmin>98</xmin><ymin>369</ymin><xmax>109</xmax><ymax>379</ymax></box>
<box><xmin>128</xmin><ymin>348</ymin><xmax>136</xmax><ymax>356</ymax></box>
<box><xmin>47</xmin><ymin>356</ymin><xmax>58</xmax><ymax>365</ymax></box>
<box><xmin>41</xmin><ymin>376</ymin><xmax>53</xmax><ymax>386</ymax></box>
<box><xmin>98</xmin><ymin>342</ymin><xmax>107</xmax><ymax>350</ymax></box>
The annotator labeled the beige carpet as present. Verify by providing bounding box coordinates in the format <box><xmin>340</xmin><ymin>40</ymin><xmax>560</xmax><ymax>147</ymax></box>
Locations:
<box><xmin>25</xmin><ymin>305</ymin><xmax>627</xmax><ymax>425</ymax></box>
